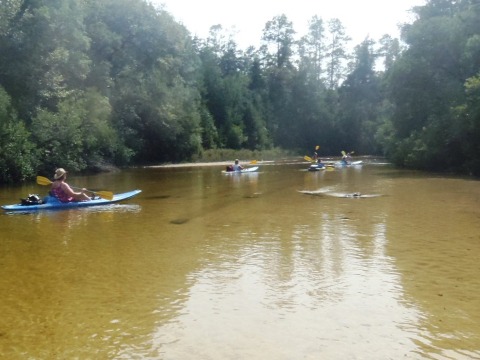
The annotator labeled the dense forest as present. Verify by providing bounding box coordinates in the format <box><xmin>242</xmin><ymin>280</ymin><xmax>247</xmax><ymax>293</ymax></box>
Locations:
<box><xmin>0</xmin><ymin>0</ymin><xmax>479</xmax><ymax>183</ymax></box>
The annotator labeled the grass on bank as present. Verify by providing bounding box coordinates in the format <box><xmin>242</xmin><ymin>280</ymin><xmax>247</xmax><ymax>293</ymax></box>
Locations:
<box><xmin>191</xmin><ymin>148</ymin><xmax>295</xmax><ymax>163</ymax></box>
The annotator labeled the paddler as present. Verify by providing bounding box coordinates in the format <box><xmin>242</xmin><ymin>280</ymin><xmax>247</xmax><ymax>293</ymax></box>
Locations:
<box><xmin>50</xmin><ymin>168</ymin><xmax>92</xmax><ymax>202</ymax></box>
<box><xmin>233</xmin><ymin>159</ymin><xmax>244</xmax><ymax>171</ymax></box>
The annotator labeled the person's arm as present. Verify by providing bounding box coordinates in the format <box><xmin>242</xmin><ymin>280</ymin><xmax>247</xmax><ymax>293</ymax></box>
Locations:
<box><xmin>61</xmin><ymin>182</ymin><xmax>86</xmax><ymax>197</ymax></box>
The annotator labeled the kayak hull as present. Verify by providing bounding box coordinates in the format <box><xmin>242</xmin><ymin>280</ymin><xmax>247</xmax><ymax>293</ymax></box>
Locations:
<box><xmin>222</xmin><ymin>166</ymin><xmax>259</xmax><ymax>174</ymax></box>
<box><xmin>2</xmin><ymin>189</ymin><xmax>142</xmax><ymax>212</ymax></box>
<box><xmin>308</xmin><ymin>163</ymin><xmax>335</xmax><ymax>171</ymax></box>
<box><xmin>308</xmin><ymin>164</ymin><xmax>325</xmax><ymax>171</ymax></box>
<box><xmin>335</xmin><ymin>160</ymin><xmax>363</xmax><ymax>167</ymax></box>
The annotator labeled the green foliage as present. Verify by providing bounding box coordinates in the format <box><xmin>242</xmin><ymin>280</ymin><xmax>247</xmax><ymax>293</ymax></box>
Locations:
<box><xmin>31</xmin><ymin>94</ymin><xmax>90</xmax><ymax>173</ymax></box>
<box><xmin>31</xmin><ymin>90</ymin><xmax>128</xmax><ymax>174</ymax></box>
<box><xmin>0</xmin><ymin>87</ymin><xmax>38</xmax><ymax>182</ymax></box>
<box><xmin>261</xmin><ymin>14</ymin><xmax>296</xmax><ymax>69</ymax></box>
<box><xmin>337</xmin><ymin>39</ymin><xmax>382</xmax><ymax>154</ymax></box>
<box><xmin>383</xmin><ymin>0</ymin><xmax>480</xmax><ymax>174</ymax></box>
<box><xmin>199</xmin><ymin>103</ymin><xmax>219</xmax><ymax>149</ymax></box>
<box><xmin>451</xmin><ymin>74</ymin><xmax>480</xmax><ymax>175</ymax></box>
<box><xmin>0</xmin><ymin>0</ymin><xmax>91</xmax><ymax>119</ymax></box>
<box><xmin>1</xmin><ymin>0</ymin><xmax>480</xmax><ymax>183</ymax></box>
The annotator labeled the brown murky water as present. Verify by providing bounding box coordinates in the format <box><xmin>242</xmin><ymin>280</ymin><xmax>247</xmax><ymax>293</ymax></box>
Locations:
<box><xmin>0</xmin><ymin>159</ymin><xmax>479</xmax><ymax>359</ymax></box>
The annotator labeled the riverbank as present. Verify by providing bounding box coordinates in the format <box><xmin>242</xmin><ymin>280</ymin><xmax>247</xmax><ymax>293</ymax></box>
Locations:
<box><xmin>143</xmin><ymin>155</ymin><xmax>386</xmax><ymax>168</ymax></box>
<box><xmin>145</xmin><ymin>160</ymin><xmax>275</xmax><ymax>168</ymax></box>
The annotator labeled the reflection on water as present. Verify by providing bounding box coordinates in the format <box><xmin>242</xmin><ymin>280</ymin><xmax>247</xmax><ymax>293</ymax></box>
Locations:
<box><xmin>0</xmin><ymin>162</ymin><xmax>479</xmax><ymax>359</ymax></box>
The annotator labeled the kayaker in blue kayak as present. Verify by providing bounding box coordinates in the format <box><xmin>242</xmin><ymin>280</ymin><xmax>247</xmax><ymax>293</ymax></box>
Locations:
<box><xmin>50</xmin><ymin>168</ymin><xmax>92</xmax><ymax>202</ymax></box>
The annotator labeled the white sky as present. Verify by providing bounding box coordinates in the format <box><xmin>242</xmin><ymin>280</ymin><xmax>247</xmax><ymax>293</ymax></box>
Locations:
<box><xmin>152</xmin><ymin>0</ymin><xmax>426</xmax><ymax>49</ymax></box>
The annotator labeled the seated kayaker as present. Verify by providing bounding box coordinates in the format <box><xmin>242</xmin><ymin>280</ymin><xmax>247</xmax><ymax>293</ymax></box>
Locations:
<box><xmin>233</xmin><ymin>159</ymin><xmax>244</xmax><ymax>171</ymax></box>
<box><xmin>341</xmin><ymin>152</ymin><xmax>352</xmax><ymax>165</ymax></box>
<box><xmin>50</xmin><ymin>168</ymin><xmax>92</xmax><ymax>202</ymax></box>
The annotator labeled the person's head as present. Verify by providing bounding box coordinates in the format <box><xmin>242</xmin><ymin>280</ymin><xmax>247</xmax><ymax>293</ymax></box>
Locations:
<box><xmin>54</xmin><ymin>168</ymin><xmax>67</xmax><ymax>181</ymax></box>
<box><xmin>235</xmin><ymin>159</ymin><xmax>239</xmax><ymax>164</ymax></box>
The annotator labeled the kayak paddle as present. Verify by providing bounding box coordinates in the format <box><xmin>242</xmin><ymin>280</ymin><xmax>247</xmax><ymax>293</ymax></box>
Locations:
<box><xmin>36</xmin><ymin>176</ymin><xmax>114</xmax><ymax>200</ymax></box>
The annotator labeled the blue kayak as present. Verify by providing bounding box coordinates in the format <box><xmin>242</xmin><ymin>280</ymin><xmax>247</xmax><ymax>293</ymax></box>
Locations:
<box><xmin>1</xmin><ymin>189</ymin><xmax>142</xmax><ymax>212</ymax></box>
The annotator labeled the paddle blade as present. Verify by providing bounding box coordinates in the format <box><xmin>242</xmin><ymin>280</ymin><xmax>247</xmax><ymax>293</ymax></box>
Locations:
<box><xmin>315</xmin><ymin>145</ymin><xmax>320</xmax><ymax>150</ymax></box>
<box><xmin>304</xmin><ymin>155</ymin><xmax>313</xmax><ymax>162</ymax></box>
<box><xmin>37</xmin><ymin>176</ymin><xmax>52</xmax><ymax>186</ymax></box>
<box><xmin>249</xmin><ymin>160</ymin><xmax>258</xmax><ymax>164</ymax></box>
<box><xmin>341</xmin><ymin>150</ymin><xmax>346</xmax><ymax>157</ymax></box>
<box><xmin>95</xmin><ymin>191</ymin><xmax>114</xmax><ymax>201</ymax></box>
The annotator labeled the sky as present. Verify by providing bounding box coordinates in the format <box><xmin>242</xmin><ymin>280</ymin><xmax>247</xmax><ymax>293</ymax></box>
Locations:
<box><xmin>152</xmin><ymin>0</ymin><xmax>426</xmax><ymax>49</ymax></box>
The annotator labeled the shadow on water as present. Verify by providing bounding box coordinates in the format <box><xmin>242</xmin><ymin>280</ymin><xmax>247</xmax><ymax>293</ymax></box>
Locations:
<box><xmin>143</xmin><ymin>194</ymin><xmax>171</xmax><ymax>200</ymax></box>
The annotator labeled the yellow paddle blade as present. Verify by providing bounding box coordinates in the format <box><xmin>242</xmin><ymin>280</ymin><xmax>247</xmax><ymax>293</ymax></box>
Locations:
<box><xmin>37</xmin><ymin>175</ymin><xmax>52</xmax><ymax>186</ymax></box>
<box><xmin>304</xmin><ymin>155</ymin><xmax>313</xmax><ymax>162</ymax></box>
<box><xmin>249</xmin><ymin>160</ymin><xmax>258</xmax><ymax>164</ymax></box>
<box><xmin>341</xmin><ymin>150</ymin><xmax>346</xmax><ymax>156</ymax></box>
<box><xmin>315</xmin><ymin>145</ymin><xmax>320</xmax><ymax>150</ymax></box>
<box><xmin>95</xmin><ymin>191</ymin><xmax>114</xmax><ymax>201</ymax></box>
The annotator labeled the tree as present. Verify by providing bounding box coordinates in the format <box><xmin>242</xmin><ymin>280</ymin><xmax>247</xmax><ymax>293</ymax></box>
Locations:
<box><xmin>261</xmin><ymin>14</ymin><xmax>296</xmax><ymax>69</ymax></box>
<box><xmin>325</xmin><ymin>18</ymin><xmax>351</xmax><ymax>89</ymax></box>
<box><xmin>383</xmin><ymin>0</ymin><xmax>480</xmax><ymax>171</ymax></box>
<box><xmin>298</xmin><ymin>16</ymin><xmax>326</xmax><ymax>83</ymax></box>
<box><xmin>86</xmin><ymin>0</ymin><xmax>203</xmax><ymax>163</ymax></box>
<box><xmin>0</xmin><ymin>0</ymin><xmax>91</xmax><ymax>120</ymax></box>
<box><xmin>0</xmin><ymin>86</ymin><xmax>38</xmax><ymax>182</ymax></box>
<box><xmin>378</xmin><ymin>35</ymin><xmax>401</xmax><ymax>71</ymax></box>
<box><xmin>31</xmin><ymin>92</ymin><xmax>96</xmax><ymax>173</ymax></box>
<box><xmin>337</xmin><ymin>38</ymin><xmax>383</xmax><ymax>153</ymax></box>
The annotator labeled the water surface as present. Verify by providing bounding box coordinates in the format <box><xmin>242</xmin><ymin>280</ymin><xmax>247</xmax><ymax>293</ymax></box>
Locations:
<box><xmin>1</xmin><ymin>160</ymin><xmax>479</xmax><ymax>359</ymax></box>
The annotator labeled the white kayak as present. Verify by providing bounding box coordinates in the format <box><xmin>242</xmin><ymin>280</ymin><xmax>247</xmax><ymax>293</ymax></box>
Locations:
<box><xmin>308</xmin><ymin>164</ymin><xmax>325</xmax><ymax>171</ymax></box>
<box><xmin>335</xmin><ymin>160</ymin><xmax>363</xmax><ymax>167</ymax></box>
<box><xmin>222</xmin><ymin>166</ymin><xmax>259</xmax><ymax>174</ymax></box>
<box><xmin>308</xmin><ymin>164</ymin><xmax>335</xmax><ymax>171</ymax></box>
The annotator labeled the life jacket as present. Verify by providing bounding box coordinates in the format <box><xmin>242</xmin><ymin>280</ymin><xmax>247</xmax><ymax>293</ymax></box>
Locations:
<box><xmin>51</xmin><ymin>185</ymin><xmax>74</xmax><ymax>203</ymax></box>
